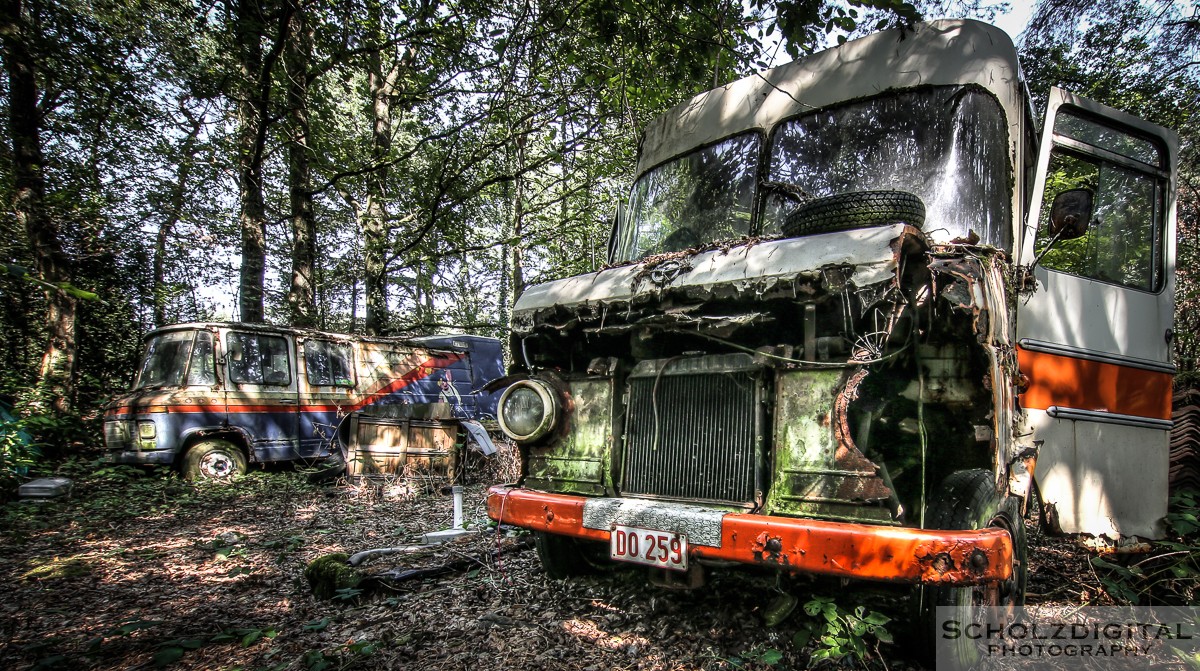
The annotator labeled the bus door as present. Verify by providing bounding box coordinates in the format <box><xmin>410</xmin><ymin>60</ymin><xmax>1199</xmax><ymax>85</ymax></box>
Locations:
<box><xmin>1016</xmin><ymin>87</ymin><xmax>1178</xmax><ymax>540</ymax></box>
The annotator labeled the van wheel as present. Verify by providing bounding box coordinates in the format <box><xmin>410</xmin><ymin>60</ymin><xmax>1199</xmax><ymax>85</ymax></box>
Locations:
<box><xmin>916</xmin><ymin>469</ymin><xmax>1027</xmax><ymax>665</ymax></box>
<box><xmin>183</xmin><ymin>439</ymin><xmax>248</xmax><ymax>481</ymax></box>
<box><xmin>782</xmin><ymin>190</ymin><xmax>925</xmax><ymax>237</ymax></box>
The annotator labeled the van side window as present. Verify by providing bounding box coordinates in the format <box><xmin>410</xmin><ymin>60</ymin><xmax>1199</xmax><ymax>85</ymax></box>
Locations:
<box><xmin>227</xmin><ymin>333</ymin><xmax>291</xmax><ymax>386</ymax></box>
<box><xmin>304</xmin><ymin>340</ymin><xmax>354</xmax><ymax>387</ymax></box>
<box><xmin>1034</xmin><ymin>110</ymin><xmax>1166</xmax><ymax>291</ymax></box>
<box><xmin>186</xmin><ymin>331</ymin><xmax>216</xmax><ymax>386</ymax></box>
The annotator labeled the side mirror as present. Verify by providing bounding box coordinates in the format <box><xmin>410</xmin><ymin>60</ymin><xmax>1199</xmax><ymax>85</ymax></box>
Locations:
<box><xmin>1048</xmin><ymin>188</ymin><xmax>1093</xmax><ymax>240</ymax></box>
<box><xmin>1030</xmin><ymin>188</ymin><xmax>1094</xmax><ymax>269</ymax></box>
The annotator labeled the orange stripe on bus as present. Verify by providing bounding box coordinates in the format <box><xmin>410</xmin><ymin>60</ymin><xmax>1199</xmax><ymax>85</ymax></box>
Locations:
<box><xmin>1017</xmin><ymin>346</ymin><xmax>1172</xmax><ymax>420</ymax></box>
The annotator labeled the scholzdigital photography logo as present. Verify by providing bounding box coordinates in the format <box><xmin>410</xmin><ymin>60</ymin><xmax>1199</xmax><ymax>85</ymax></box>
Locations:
<box><xmin>934</xmin><ymin>607</ymin><xmax>1200</xmax><ymax>670</ymax></box>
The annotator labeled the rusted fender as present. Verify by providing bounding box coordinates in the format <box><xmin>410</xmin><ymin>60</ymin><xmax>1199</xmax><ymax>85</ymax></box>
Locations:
<box><xmin>487</xmin><ymin>485</ymin><xmax>1012</xmax><ymax>585</ymax></box>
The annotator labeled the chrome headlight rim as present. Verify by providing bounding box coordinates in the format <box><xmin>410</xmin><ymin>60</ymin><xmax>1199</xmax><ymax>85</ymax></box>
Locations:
<box><xmin>497</xmin><ymin>378</ymin><xmax>560</xmax><ymax>443</ymax></box>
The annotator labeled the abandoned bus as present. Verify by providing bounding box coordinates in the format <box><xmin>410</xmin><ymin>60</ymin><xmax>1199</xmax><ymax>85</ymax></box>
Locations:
<box><xmin>104</xmin><ymin>323</ymin><xmax>504</xmax><ymax>480</ymax></box>
<box><xmin>485</xmin><ymin>19</ymin><xmax>1178</xmax><ymax>636</ymax></box>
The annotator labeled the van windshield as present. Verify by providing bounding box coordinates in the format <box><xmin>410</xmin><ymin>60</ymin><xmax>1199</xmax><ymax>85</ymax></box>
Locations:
<box><xmin>134</xmin><ymin>330</ymin><xmax>216</xmax><ymax>389</ymax></box>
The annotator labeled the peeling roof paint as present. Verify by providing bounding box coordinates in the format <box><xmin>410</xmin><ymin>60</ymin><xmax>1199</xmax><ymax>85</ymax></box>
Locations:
<box><xmin>513</xmin><ymin>225</ymin><xmax>919</xmax><ymax>320</ymax></box>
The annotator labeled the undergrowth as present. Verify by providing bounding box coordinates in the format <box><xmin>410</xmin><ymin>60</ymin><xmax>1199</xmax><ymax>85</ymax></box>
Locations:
<box><xmin>1089</xmin><ymin>489</ymin><xmax>1200</xmax><ymax>605</ymax></box>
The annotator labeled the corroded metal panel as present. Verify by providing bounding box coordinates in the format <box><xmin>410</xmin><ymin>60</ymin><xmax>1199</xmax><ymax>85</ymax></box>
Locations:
<box><xmin>768</xmin><ymin>369</ymin><xmax>894</xmax><ymax>524</ymax></box>
<box><xmin>1031</xmin><ymin>413</ymin><xmax>1168</xmax><ymax>539</ymax></box>
<box><xmin>525</xmin><ymin>378</ymin><xmax>613</xmax><ymax>496</ymax></box>
<box><xmin>512</xmin><ymin>225</ymin><xmax>912</xmax><ymax>334</ymax></box>
<box><xmin>490</xmin><ymin>485</ymin><xmax>1014</xmax><ymax>585</ymax></box>
<box><xmin>347</xmin><ymin>416</ymin><xmax>457</xmax><ymax>478</ymax></box>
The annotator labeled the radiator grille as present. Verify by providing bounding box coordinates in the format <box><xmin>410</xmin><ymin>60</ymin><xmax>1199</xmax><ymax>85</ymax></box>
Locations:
<box><xmin>621</xmin><ymin>361</ymin><xmax>761</xmax><ymax>504</ymax></box>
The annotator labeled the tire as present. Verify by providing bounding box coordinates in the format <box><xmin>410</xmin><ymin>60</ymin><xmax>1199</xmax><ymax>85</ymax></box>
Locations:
<box><xmin>307</xmin><ymin>446</ymin><xmax>347</xmax><ymax>484</ymax></box>
<box><xmin>781</xmin><ymin>190</ymin><xmax>926</xmax><ymax>237</ymax></box>
<box><xmin>534</xmin><ymin>532</ymin><xmax>608</xmax><ymax>579</ymax></box>
<box><xmin>182</xmin><ymin>439</ymin><xmax>248</xmax><ymax>481</ymax></box>
<box><xmin>917</xmin><ymin>469</ymin><xmax>1027</xmax><ymax>666</ymax></box>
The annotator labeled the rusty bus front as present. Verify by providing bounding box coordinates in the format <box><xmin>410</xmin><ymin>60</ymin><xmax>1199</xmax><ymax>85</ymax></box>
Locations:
<box><xmin>486</xmin><ymin>18</ymin><xmax>1179</xmax><ymax>634</ymax></box>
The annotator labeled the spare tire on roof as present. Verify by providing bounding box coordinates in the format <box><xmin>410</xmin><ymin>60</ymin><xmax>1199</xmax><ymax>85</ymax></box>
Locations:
<box><xmin>781</xmin><ymin>190</ymin><xmax>926</xmax><ymax>237</ymax></box>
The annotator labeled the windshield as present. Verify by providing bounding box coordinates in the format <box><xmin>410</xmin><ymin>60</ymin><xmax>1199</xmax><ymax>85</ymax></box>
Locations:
<box><xmin>765</xmin><ymin>86</ymin><xmax>1012</xmax><ymax>247</ymax></box>
<box><xmin>618</xmin><ymin>133</ymin><xmax>761</xmax><ymax>261</ymax></box>
<box><xmin>134</xmin><ymin>330</ymin><xmax>216</xmax><ymax>389</ymax></box>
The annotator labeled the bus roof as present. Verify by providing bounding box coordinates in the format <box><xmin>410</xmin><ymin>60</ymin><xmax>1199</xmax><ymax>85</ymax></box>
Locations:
<box><xmin>635</xmin><ymin>20</ymin><xmax>1024</xmax><ymax>179</ymax></box>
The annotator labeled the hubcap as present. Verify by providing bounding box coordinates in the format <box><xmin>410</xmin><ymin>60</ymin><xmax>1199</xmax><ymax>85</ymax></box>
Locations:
<box><xmin>200</xmin><ymin>452</ymin><xmax>235</xmax><ymax>479</ymax></box>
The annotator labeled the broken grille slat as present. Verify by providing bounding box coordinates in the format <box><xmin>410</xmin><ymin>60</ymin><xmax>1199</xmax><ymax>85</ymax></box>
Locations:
<box><xmin>623</xmin><ymin>367</ymin><xmax>759</xmax><ymax>504</ymax></box>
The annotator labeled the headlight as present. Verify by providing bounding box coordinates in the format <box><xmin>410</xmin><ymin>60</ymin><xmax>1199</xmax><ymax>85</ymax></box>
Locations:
<box><xmin>138</xmin><ymin>421</ymin><xmax>157</xmax><ymax>439</ymax></box>
<box><xmin>497</xmin><ymin>379</ymin><xmax>560</xmax><ymax>443</ymax></box>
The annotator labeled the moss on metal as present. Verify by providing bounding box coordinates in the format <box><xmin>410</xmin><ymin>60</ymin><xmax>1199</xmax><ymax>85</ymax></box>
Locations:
<box><xmin>303</xmin><ymin>553</ymin><xmax>362</xmax><ymax>600</ymax></box>
<box><xmin>525</xmin><ymin>379</ymin><xmax>613</xmax><ymax>496</ymax></box>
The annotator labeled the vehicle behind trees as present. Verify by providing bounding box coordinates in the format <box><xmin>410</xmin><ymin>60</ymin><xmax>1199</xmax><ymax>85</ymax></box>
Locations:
<box><xmin>485</xmin><ymin>19</ymin><xmax>1179</xmax><ymax>649</ymax></box>
<box><xmin>104</xmin><ymin>322</ymin><xmax>504</xmax><ymax>480</ymax></box>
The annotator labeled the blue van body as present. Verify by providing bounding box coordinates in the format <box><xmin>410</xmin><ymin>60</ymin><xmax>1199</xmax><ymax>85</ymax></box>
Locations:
<box><xmin>103</xmin><ymin>323</ymin><xmax>505</xmax><ymax>475</ymax></box>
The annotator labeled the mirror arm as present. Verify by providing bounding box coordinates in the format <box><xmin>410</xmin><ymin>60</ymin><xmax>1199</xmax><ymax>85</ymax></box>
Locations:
<box><xmin>1029</xmin><ymin>227</ymin><xmax>1069</xmax><ymax>269</ymax></box>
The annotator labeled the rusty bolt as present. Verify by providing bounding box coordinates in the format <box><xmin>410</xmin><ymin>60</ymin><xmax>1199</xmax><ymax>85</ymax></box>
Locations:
<box><xmin>545</xmin><ymin>510</ymin><xmax>554</xmax><ymax>523</ymax></box>
<box><xmin>931</xmin><ymin>553</ymin><xmax>953</xmax><ymax>575</ymax></box>
<box><xmin>969</xmin><ymin>550</ymin><xmax>989</xmax><ymax>573</ymax></box>
<box><xmin>764</xmin><ymin>537</ymin><xmax>783</xmax><ymax>553</ymax></box>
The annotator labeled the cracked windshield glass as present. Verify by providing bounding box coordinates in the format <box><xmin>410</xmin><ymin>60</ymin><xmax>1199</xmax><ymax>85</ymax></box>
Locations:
<box><xmin>766</xmin><ymin>86</ymin><xmax>1012</xmax><ymax>247</ymax></box>
<box><xmin>619</xmin><ymin>133</ymin><xmax>761</xmax><ymax>261</ymax></box>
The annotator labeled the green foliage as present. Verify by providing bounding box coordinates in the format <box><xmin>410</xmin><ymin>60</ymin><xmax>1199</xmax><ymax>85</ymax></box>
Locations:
<box><xmin>21</xmin><ymin>555</ymin><xmax>93</xmax><ymax>581</ymax></box>
<box><xmin>792</xmin><ymin>595</ymin><xmax>893</xmax><ymax>664</ymax></box>
<box><xmin>1088</xmin><ymin>489</ymin><xmax>1200</xmax><ymax>605</ymax></box>
<box><xmin>726</xmin><ymin>645</ymin><xmax>786</xmax><ymax>667</ymax></box>
<box><xmin>0</xmin><ymin>393</ymin><xmax>91</xmax><ymax>490</ymax></box>
<box><xmin>149</xmin><ymin>626</ymin><xmax>279</xmax><ymax>667</ymax></box>
<box><xmin>0</xmin><ymin>408</ymin><xmax>39</xmax><ymax>494</ymax></box>
<box><xmin>301</xmin><ymin>639</ymin><xmax>378</xmax><ymax>671</ymax></box>
<box><xmin>770</xmin><ymin>0</ymin><xmax>922</xmax><ymax>58</ymax></box>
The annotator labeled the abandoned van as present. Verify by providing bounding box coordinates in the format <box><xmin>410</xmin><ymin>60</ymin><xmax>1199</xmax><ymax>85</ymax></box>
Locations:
<box><xmin>486</xmin><ymin>19</ymin><xmax>1178</xmax><ymax>633</ymax></box>
<box><xmin>104</xmin><ymin>323</ymin><xmax>504</xmax><ymax>480</ymax></box>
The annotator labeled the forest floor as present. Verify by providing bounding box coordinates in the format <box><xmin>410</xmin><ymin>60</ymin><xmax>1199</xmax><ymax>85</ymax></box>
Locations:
<box><xmin>0</xmin><ymin>455</ymin><xmax>1181</xmax><ymax>671</ymax></box>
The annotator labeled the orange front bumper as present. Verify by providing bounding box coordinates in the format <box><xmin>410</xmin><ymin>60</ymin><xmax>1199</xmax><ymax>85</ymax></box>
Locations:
<box><xmin>487</xmin><ymin>485</ymin><xmax>1013</xmax><ymax>585</ymax></box>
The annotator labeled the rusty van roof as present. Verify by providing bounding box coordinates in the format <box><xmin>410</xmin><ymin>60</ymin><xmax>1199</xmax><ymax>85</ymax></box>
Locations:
<box><xmin>635</xmin><ymin>20</ymin><xmax>1024</xmax><ymax>178</ymax></box>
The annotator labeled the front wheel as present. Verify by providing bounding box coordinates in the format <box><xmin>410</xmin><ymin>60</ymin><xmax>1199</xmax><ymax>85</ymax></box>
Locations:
<box><xmin>182</xmin><ymin>439</ymin><xmax>248</xmax><ymax>481</ymax></box>
<box><xmin>917</xmin><ymin>469</ymin><xmax>1027</xmax><ymax>665</ymax></box>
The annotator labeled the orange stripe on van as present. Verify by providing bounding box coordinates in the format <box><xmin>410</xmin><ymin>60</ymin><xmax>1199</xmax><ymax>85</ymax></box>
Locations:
<box><xmin>105</xmin><ymin>352</ymin><xmax>464</xmax><ymax>419</ymax></box>
<box><xmin>1017</xmin><ymin>346</ymin><xmax>1172</xmax><ymax>420</ymax></box>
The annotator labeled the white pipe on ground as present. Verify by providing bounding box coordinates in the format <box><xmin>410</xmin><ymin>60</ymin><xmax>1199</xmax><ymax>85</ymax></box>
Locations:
<box><xmin>452</xmin><ymin>485</ymin><xmax>464</xmax><ymax>529</ymax></box>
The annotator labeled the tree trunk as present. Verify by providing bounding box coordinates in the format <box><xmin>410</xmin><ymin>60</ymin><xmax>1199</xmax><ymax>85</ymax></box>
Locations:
<box><xmin>511</xmin><ymin>135</ymin><xmax>527</xmax><ymax>306</ymax></box>
<box><xmin>235</xmin><ymin>0</ymin><xmax>269</xmax><ymax>323</ymax></box>
<box><xmin>284</xmin><ymin>0</ymin><xmax>316</xmax><ymax>327</ymax></box>
<box><xmin>154</xmin><ymin>105</ymin><xmax>203</xmax><ymax>327</ymax></box>
<box><xmin>1</xmin><ymin>0</ymin><xmax>77</xmax><ymax>413</ymax></box>
<box><xmin>362</xmin><ymin>0</ymin><xmax>393</xmax><ymax>336</ymax></box>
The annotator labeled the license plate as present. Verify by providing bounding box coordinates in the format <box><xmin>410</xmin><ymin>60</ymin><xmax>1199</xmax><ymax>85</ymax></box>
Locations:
<box><xmin>610</xmin><ymin>525</ymin><xmax>688</xmax><ymax>571</ymax></box>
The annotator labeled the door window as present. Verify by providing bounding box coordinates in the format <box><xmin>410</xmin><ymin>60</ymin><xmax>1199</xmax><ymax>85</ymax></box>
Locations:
<box><xmin>185</xmin><ymin>331</ymin><xmax>217</xmax><ymax>386</ymax></box>
<box><xmin>227</xmin><ymin>333</ymin><xmax>292</xmax><ymax>386</ymax></box>
<box><xmin>1033</xmin><ymin>110</ymin><xmax>1166</xmax><ymax>291</ymax></box>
